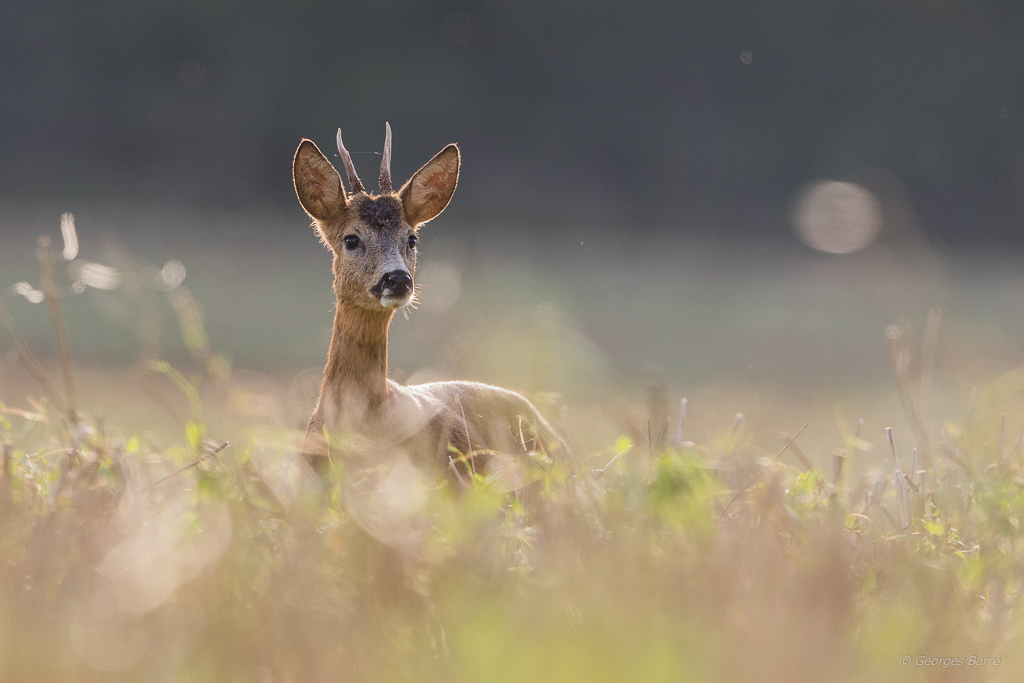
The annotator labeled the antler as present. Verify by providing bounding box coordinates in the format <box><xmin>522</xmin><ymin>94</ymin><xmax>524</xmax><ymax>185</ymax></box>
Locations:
<box><xmin>379</xmin><ymin>122</ymin><xmax>393</xmax><ymax>194</ymax></box>
<box><xmin>335</xmin><ymin>128</ymin><xmax>365</xmax><ymax>194</ymax></box>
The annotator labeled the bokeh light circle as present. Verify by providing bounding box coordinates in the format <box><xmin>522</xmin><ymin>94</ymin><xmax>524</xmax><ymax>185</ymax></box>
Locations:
<box><xmin>793</xmin><ymin>181</ymin><xmax>882</xmax><ymax>254</ymax></box>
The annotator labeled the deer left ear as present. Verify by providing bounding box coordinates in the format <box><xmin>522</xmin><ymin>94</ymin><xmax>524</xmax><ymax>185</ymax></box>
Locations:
<box><xmin>400</xmin><ymin>144</ymin><xmax>460</xmax><ymax>226</ymax></box>
<box><xmin>294</xmin><ymin>139</ymin><xmax>347</xmax><ymax>222</ymax></box>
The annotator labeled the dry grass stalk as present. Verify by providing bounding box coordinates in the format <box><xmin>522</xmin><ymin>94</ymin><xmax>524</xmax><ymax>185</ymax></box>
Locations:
<box><xmin>780</xmin><ymin>432</ymin><xmax>814</xmax><ymax>471</ymax></box>
<box><xmin>0</xmin><ymin>293</ymin><xmax>69</xmax><ymax>414</ymax></box>
<box><xmin>37</xmin><ymin>236</ymin><xmax>78</xmax><ymax>423</ymax></box>
<box><xmin>137</xmin><ymin>441</ymin><xmax>229</xmax><ymax>492</ymax></box>
<box><xmin>719</xmin><ymin>424</ymin><xmax>807</xmax><ymax>520</ymax></box>
<box><xmin>674</xmin><ymin>397</ymin><xmax>687</xmax><ymax>448</ymax></box>
<box><xmin>886</xmin><ymin>427</ymin><xmax>910</xmax><ymax>531</ymax></box>
<box><xmin>919</xmin><ymin>308</ymin><xmax>941</xmax><ymax>423</ymax></box>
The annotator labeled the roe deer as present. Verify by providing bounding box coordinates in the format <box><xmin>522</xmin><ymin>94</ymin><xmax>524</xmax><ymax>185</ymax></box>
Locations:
<box><xmin>293</xmin><ymin>124</ymin><xmax>564</xmax><ymax>480</ymax></box>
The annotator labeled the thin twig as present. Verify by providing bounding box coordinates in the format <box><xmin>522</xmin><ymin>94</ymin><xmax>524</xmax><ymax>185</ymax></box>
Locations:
<box><xmin>455</xmin><ymin>396</ymin><xmax>475</xmax><ymax>477</ymax></box>
<box><xmin>593</xmin><ymin>444</ymin><xmax>632</xmax><ymax>480</ymax></box>
<box><xmin>137</xmin><ymin>441</ymin><xmax>228</xmax><ymax>492</ymax></box>
<box><xmin>448</xmin><ymin>456</ymin><xmax>468</xmax><ymax>489</ymax></box>
<box><xmin>137</xmin><ymin>459</ymin><xmax>202</xmax><ymax>492</ymax></box>
<box><xmin>781</xmin><ymin>433</ymin><xmax>814</xmax><ymax>471</ymax></box>
<box><xmin>656</xmin><ymin>417</ymin><xmax>671</xmax><ymax>452</ymax></box>
<box><xmin>516</xmin><ymin>416</ymin><xmax>528</xmax><ymax>453</ymax></box>
<box><xmin>719</xmin><ymin>424</ymin><xmax>808</xmax><ymax>520</ymax></box>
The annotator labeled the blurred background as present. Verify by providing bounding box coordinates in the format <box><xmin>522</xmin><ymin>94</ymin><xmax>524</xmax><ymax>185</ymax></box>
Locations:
<box><xmin>3</xmin><ymin>0</ymin><xmax>1024</xmax><ymax>455</ymax></box>
<box><xmin>5</xmin><ymin>0</ymin><xmax>1024</xmax><ymax>240</ymax></box>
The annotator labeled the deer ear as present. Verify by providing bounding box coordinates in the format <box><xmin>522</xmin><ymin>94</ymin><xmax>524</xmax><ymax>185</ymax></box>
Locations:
<box><xmin>293</xmin><ymin>140</ymin><xmax>347</xmax><ymax>222</ymax></box>
<box><xmin>400</xmin><ymin>144</ymin><xmax>460</xmax><ymax>226</ymax></box>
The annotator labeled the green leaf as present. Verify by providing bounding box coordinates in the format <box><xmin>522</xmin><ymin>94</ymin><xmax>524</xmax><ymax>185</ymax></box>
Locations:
<box><xmin>186</xmin><ymin>421</ymin><xmax>206</xmax><ymax>453</ymax></box>
<box><xmin>613</xmin><ymin>434</ymin><xmax>633</xmax><ymax>454</ymax></box>
<box><xmin>148</xmin><ymin>360</ymin><xmax>204</xmax><ymax>421</ymax></box>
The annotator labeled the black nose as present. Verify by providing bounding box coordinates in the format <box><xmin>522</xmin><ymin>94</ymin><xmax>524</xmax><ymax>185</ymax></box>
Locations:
<box><xmin>377</xmin><ymin>270</ymin><xmax>412</xmax><ymax>297</ymax></box>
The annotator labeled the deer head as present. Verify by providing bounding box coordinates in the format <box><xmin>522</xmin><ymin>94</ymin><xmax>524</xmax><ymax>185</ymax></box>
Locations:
<box><xmin>293</xmin><ymin>124</ymin><xmax>461</xmax><ymax>312</ymax></box>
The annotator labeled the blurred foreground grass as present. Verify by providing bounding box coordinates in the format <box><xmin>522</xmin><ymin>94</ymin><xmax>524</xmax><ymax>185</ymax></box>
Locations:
<box><xmin>1</xmin><ymin>211</ymin><xmax>1024</xmax><ymax>681</ymax></box>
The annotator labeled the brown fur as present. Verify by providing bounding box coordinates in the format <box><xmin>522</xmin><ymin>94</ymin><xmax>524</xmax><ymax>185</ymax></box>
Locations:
<box><xmin>293</xmin><ymin>131</ymin><xmax>563</xmax><ymax>478</ymax></box>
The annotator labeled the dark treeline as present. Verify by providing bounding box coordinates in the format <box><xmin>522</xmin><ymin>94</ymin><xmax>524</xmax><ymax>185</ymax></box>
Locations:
<box><xmin>3</xmin><ymin>0</ymin><xmax>1024</xmax><ymax>243</ymax></box>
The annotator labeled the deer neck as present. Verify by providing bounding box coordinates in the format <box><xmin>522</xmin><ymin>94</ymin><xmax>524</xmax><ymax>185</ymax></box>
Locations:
<box><xmin>321</xmin><ymin>302</ymin><xmax>394</xmax><ymax>418</ymax></box>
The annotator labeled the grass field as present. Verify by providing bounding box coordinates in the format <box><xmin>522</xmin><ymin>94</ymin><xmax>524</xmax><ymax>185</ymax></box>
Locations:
<box><xmin>2</xmin><ymin>205</ymin><xmax>1024</xmax><ymax>681</ymax></box>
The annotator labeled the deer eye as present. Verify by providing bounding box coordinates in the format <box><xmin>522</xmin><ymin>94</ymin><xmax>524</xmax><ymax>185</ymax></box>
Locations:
<box><xmin>407</xmin><ymin>234</ymin><xmax>418</xmax><ymax>250</ymax></box>
<box><xmin>342</xmin><ymin>235</ymin><xmax>360</xmax><ymax>250</ymax></box>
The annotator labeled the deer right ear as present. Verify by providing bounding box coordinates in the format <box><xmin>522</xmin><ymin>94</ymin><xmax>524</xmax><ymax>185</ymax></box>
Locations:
<box><xmin>400</xmin><ymin>144</ymin><xmax>460</xmax><ymax>226</ymax></box>
<box><xmin>293</xmin><ymin>140</ymin><xmax>347</xmax><ymax>222</ymax></box>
